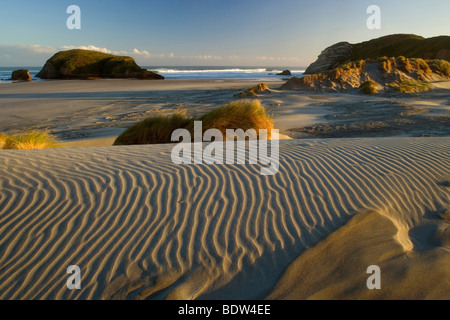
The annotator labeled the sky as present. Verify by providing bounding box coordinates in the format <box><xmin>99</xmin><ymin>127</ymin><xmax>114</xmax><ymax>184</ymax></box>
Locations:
<box><xmin>0</xmin><ymin>0</ymin><xmax>449</xmax><ymax>67</ymax></box>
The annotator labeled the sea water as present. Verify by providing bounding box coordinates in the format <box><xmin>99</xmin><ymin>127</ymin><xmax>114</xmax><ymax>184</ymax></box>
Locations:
<box><xmin>0</xmin><ymin>66</ymin><xmax>305</xmax><ymax>83</ymax></box>
<box><xmin>149</xmin><ymin>66</ymin><xmax>305</xmax><ymax>81</ymax></box>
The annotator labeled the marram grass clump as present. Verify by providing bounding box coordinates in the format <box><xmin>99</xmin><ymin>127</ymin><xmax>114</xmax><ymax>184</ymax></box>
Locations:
<box><xmin>359</xmin><ymin>80</ymin><xmax>380</xmax><ymax>94</ymax></box>
<box><xmin>197</xmin><ymin>100</ymin><xmax>274</xmax><ymax>139</ymax></box>
<box><xmin>392</xmin><ymin>80</ymin><xmax>433</xmax><ymax>93</ymax></box>
<box><xmin>2</xmin><ymin>130</ymin><xmax>60</xmax><ymax>149</ymax></box>
<box><xmin>0</xmin><ymin>133</ymin><xmax>7</xmax><ymax>149</ymax></box>
<box><xmin>426</xmin><ymin>59</ymin><xmax>450</xmax><ymax>77</ymax></box>
<box><xmin>114</xmin><ymin>100</ymin><xmax>274</xmax><ymax>145</ymax></box>
<box><xmin>114</xmin><ymin>112</ymin><xmax>193</xmax><ymax>145</ymax></box>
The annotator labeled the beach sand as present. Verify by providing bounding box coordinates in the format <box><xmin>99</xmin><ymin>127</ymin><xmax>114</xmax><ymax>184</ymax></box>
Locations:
<box><xmin>0</xmin><ymin>79</ymin><xmax>288</xmax><ymax>144</ymax></box>
<box><xmin>0</xmin><ymin>79</ymin><xmax>449</xmax><ymax>300</ymax></box>
<box><xmin>1</xmin><ymin>79</ymin><xmax>449</xmax><ymax>144</ymax></box>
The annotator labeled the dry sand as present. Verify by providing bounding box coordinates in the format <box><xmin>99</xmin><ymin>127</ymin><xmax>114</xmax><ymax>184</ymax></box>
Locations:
<box><xmin>0</xmin><ymin>79</ymin><xmax>449</xmax><ymax>300</ymax></box>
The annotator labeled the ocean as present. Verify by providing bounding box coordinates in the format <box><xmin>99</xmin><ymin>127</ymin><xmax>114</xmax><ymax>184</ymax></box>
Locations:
<box><xmin>148</xmin><ymin>66</ymin><xmax>305</xmax><ymax>81</ymax></box>
<box><xmin>0</xmin><ymin>66</ymin><xmax>305</xmax><ymax>83</ymax></box>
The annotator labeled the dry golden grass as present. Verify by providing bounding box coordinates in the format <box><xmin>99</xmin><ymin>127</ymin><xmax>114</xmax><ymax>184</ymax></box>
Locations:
<box><xmin>198</xmin><ymin>100</ymin><xmax>274</xmax><ymax>139</ymax></box>
<box><xmin>427</xmin><ymin>59</ymin><xmax>450</xmax><ymax>77</ymax></box>
<box><xmin>115</xmin><ymin>100</ymin><xmax>275</xmax><ymax>145</ymax></box>
<box><xmin>114</xmin><ymin>112</ymin><xmax>193</xmax><ymax>145</ymax></box>
<box><xmin>377</xmin><ymin>56</ymin><xmax>432</xmax><ymax>75</ymax></box>
<box><xmin>359</xmin><ymin>80</ymin><xmax>380</xmax><ymax>94</ymax></box>
<box><xmin>0</xmin><ymin>133</ymin><xmax>7</xmax><ymax>149</ymax></box>
<box><xmin>2</xmin><ymin>130</ymin><xmax>60</xmax><ymax>150</ymax></box>
<box><xmin>392</xmin><ymin>79</ymin><xmax>433</xmax><ymax>93</ymax></box>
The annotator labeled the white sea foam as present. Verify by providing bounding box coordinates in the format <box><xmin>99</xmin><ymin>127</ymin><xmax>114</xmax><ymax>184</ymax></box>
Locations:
<box><xmin>148</xmin><ymin>67</ymin><xmax>305</xmax><ymax>80</ymax></box>
<box><xmin>153</xmin><ymin>68</ymin><xmax>268</xmax><ymax>73</ymax></box>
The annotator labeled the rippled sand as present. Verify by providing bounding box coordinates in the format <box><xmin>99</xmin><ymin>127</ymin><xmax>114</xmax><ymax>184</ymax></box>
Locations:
<box><xmin>0</xmin><ymin>137</ymin><xmax>449</xmax><ymax>299</ymax></box>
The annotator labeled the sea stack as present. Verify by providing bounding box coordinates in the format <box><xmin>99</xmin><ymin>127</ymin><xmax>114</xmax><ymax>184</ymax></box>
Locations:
<box><xmin>10</xmin><ymin>69</ymin><xmax>32</xmax><ymax>81</ymax></box>
<box><xmin>36</xmin><ymin>49</ymin><xmax>164</xmax><ymax>80</ymax></box>
<box><xmin>277</xmin><ymin>70</ymin><xmax>292</xmax><ymax>76</ymax></box>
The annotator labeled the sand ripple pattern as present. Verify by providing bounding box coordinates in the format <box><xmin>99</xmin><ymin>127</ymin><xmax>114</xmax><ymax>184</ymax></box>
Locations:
<box><xmin>0</xmin><ymin>138</ymin><xmax>449</xmax><ymax>299</ymax></box>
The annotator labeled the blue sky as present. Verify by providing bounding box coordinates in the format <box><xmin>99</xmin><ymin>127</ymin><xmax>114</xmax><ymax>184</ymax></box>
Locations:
<box><xmin>0</xmin><ymin>0</ymin><xmax>449</xmax><ymax>67</ymax></box>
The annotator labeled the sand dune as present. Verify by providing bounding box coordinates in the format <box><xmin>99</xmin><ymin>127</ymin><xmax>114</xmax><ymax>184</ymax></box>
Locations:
<box><xmin>0</xmin><ymin>137</ymin><xmax>449</xmax><ymax>299</ymax></box>
<box><xmin>267</xmin><ymin>210</ymin><xmax>450</xmax><ymax>299</ymax></box>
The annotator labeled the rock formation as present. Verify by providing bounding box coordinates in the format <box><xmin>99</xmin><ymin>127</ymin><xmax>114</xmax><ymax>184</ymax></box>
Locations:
<box><xmin>235</xmin><ymin>83</ymin><xmax>271</xmax><ymax>98</ymax></box>
<box><xmin>10</xmin><ymin>69</ymin><xmax>32</xmax><ymax>81</ymax></box>
<box><xmin>36</xmin><ymin>49</ymin><xmax>164</xmax><ymax>80</ymax></box>
<box><xmin>287</xmin><ymin>34</ymin><xmax>450</xmax><ymax>93</ymax></box>
<box><xmin>281</xmin><ymin>57</ymin><xmax>450</xmax><ymax>93</ymax></box>
<box><xmin>304</xmin><ymin>42</ymin><xmax>353</xmax><ymax>74</ymax></box>
<box><xmin>276</xmin><ymin>70</ymin><xmax>292</xmax><ymax>76</ymax></box>
<box><xmin>304</xmin><ymin>34</ymin><xmax>450</xmax><ymax>75</ymax></box>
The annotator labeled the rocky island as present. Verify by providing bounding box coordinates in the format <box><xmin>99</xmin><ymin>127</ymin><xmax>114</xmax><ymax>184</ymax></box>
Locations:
<box><xmin>10</xmin><ymin>69</ymin><xmax>32</xmax><ymax>81</ymax></box>
<box><xmin>36</xmin><ymin>49</ymin><xmax>164</xmax><ymax>80</ymax></box>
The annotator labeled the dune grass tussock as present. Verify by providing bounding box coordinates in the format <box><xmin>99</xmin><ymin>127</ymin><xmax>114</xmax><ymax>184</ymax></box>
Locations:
<box><xmin>114</xmin><ymin>100</ymin><xmax>274</xmax><ymax>145</ymax></box>
<box><xmin>337</xmin><ymin>60</ymin><xmax>366</xmax><ymax>72</ymax></box>
<box><xmin>359</xmin><ymin>80</ymin><xmax>380</xmax><ymax>94</ymax></box>
<box><xmin>392</xmin><ymin>79</ymin><xmax>433</xmax><ymax>93</ymax></box>
<box><xmin>198</xmin><ymin>100</ymin><xmax>274</xmax><ymax>139</ymax></box>
<box><xmin>374</xmin><ymin>56</ymin><xmax>432</xmax><ymax>75</ymax></box>
<box><xmin>397</xmin><ymin>56</ymin><xmax>432</xmax><ymax>75</ymax></box>
<box><xmin>0</xmin><ymin>133</ymin><xmax>7</xmax><ymax>149</ymax></box>
<box><xmin>426</xmin><ymin>59</ymin><xmax>450</xmax><ymax>77</ymax></box>
<box><xmin>2</xmin><ymin>130</ymin><xmax>60</xmax><ymax>150</ymax></box>
<box><xmin>114</xmin><ymin>112</ymin><xmax>193</xmax><ymax>145</ymax></box>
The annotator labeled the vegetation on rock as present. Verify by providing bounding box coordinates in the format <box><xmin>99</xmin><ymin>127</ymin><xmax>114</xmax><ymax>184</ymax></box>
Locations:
<box><xmin>305</xmin><ymin>34</ymin><xmax>450</xmax><ymax>75</ymax></box>
<box><xmin>349</xmin><ymin>34</ymin><xmax>450</xmax><ymax>62</ymax></box>
<box><xmin>37</xmin><ymin>49</ymin><xmax>164</xmax><ymax>80</ymax></box>
<box><xmin>283</xmin><ymin>55</ymin><xmax>449</xmax><ymax>94</ymax></box>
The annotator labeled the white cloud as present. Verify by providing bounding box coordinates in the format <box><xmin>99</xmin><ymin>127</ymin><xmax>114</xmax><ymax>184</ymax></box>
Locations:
<box><xmin>62</xmin><ymin>45</ymin><xmax>111</xmax><ymax>54</ymax></box>
<box><xmin>0</xmin><ymin>43</ymin><xmax>304</xmax><ymax>67</ymax></box>
<box><xmin>59</xmin><ymin>45</ymin><xmax>167</xmax><ymax>62</ymax></box>
<box><xmin>61</xmin><ymin>45</ymin><xmax>130</xmax><ymax>56</ymax></box>
<box><xmin>191</xmin><ymin>55</ymin><xmax>223</xmax><ymax>60</ymax></box>
<box><xmin>132</xmin><ymin>48</ymin><xmax>151</xmax><ymax>57</ymax></box>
